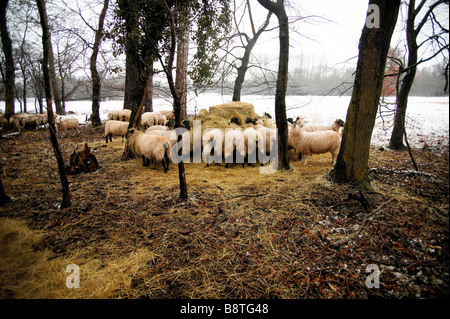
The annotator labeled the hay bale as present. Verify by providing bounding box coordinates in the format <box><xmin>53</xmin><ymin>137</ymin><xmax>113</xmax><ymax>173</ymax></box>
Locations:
<box><xmin>194</xmin><ymin>102</ymin><xmax>259</xmax><ymax>130</ymax></box>
<box><xmin>208</xmin><ymin>101</ymin><xmax>257</xmax><ymax>120</ymax></box>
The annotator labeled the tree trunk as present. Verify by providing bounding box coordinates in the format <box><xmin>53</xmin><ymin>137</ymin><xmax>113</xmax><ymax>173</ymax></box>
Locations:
<box><xmin>91</xmin><ymin>0</ymin><xmax>109</xmax><ymax>127</ymax></box>
<box><xmin>232</xmin><ymin>10</ymin><xmax>271</xmax><ymax>102</ymax></box>
<box><xmin>143</xmin><ymin>72</ymin><xmax>153</xmax><ymax>113</ymax></box>
<box><xmin>257</xmin><ymin>0</ymin><xmax>290</xmax><ymax>171</ymax></box>
<box><xmin>389</xmin><ymin>0</ymin><xmax>419</xmax><ymax>150</ymax></box>
<box><xmin>124</xmin><ymin>55</ymin><xmax>146</xmax><ymax>111</ymax></box>
<box><xmin>0</xmin><ymin>166</ymin><xmax>11</xmax><ymax>206</ymax></box>
<box><xmin>121</xmin><ymin>77</ymin><xmax>150</xmax><ymax>161</ymax></box>
<box><xmin>37</xmin><ymin>0</ymin><xmax>71</xmax><ymax>209</ymax></box>
<box><xmin>175</xmin><ymin>14</ymin><xmax>190</xmax><ymax>120</ymax></box>
<box><xmin>327</xmin><ymin>0</ymin><xmax>401</xmax><ymax>190</ymax></box>
<box><xmin>160</xmin><ymin>0</ymin><xmax>188</xmax><ymax>200</ymax></box>
<box><xmin>0</xmin><ymin>0</ymin><xmax>15</xmax><ymax>119</ymax></box>
<box><xmin>232</xmin><ymin>40</ymin><xmax>256</xmax><ymax>102</ymax></box>
<box><xmin>45</xmin><ymin>28</ymin><xmax>63</xmax><ymax>115</ymax></box>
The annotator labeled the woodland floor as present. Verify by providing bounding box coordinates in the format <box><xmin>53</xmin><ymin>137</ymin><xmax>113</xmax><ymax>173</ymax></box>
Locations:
<box><xmin>0</xmin><ymin>124</ymin><xmax>448</xmax><ymax>299</ymax></box>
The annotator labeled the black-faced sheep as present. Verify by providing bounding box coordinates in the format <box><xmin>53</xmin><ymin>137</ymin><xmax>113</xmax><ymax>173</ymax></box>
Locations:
<box><xmin>104</xmin><ymin>120</ymin><xmax>129</xmax><ymax>143</ymax></box>
<box><xmin>288</xmin><ymin>125</ymin><xmax>342</xmax><ymax>165</ymax></box>
<box><xmin>128</xmin><ymin>129</ymin><xmax>170</xmax><ymax>173</ymax></box>
<box><xmin>119</xmin><ymin>109</ymin><xmax>132</xmax><ymax>122</ymax></box>
<box><xmin>228</xmin><ymin>117</ymin><xmax>242</xmax><ymax>126</ymax></box>
<box><xmin>107</xmin><ymin>110</ymin><xmax>121</xmax><ymax>121</ymax></box>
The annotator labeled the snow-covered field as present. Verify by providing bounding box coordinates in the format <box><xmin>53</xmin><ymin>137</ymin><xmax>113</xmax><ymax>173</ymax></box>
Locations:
<box><xmin>2</xmin><ymin>94</ymin><xmax>448</xmax><ymax>149</ymax></box>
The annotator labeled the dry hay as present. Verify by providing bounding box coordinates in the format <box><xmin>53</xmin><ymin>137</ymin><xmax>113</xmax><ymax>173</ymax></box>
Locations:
<box><xmin>0</xmin><ymin>127</ymin><xmax>448</xmax><ymax>299</ymax></box>
<box><xmin>194</xmin><ymin>101</ymin><xmax>259</xmax><ymax>130</ymax></box>
<box><xmin>0</xmin><ymin>217</ymin><xmax>154</xmax><ymax>298</ymax></box>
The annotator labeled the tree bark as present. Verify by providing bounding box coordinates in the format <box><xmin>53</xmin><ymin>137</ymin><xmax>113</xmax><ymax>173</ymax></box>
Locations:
<box><xmin>143</xmin><ymin>72</ymin><xmax>153</xmax><ymax>113</ymax></box>
<box><xmin>160</xmin><ymin>0</ymin><xmax>188</xmax><ymax>200</ymax></box>
<box><xmin>257</xmin><ymin>0</ymin><xmax>290</xmax><ymax>171</ymax></box>
<box><xmin>0</xmin><ymin>165</ymin><xmax>11</xmax><ymax>206</ymax></box>
<box><xmin>124</xmin><ymin>53</ymin><xmax>147</xmax><ymax>111</ymax></box>
<box><xmin>45</xmin><ymin>26</ymin><xmax>63</xmax><ymax>115</ymax></box>
<box><xmin>37</xmin><ymin>0</ymin><xmax>71</xmax><ymax>209</ymax></box>
<box><xmin>175</xmin><ymin>13</ymin><xmax>190</xmax><ymax>120</ymax></box>
<box><xmin>327</xmin><ymin>0</ymin><xmax>400</xmax><ymax>190</ymax></box>
<box><xmin>91</xmin><ymin>0</ymin><xmax>109</xmax><ymax>127</ymax></box>
<box><xmin>0</xmin><ymin>0</ymin><xmax>15</xmax><ymax>119</ymax></box>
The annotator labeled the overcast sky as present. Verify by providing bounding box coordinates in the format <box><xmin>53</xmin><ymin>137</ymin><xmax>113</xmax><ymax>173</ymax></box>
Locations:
<box><xmin>247</xmin><ymin>0</ymin><xmax>448</xmax><ymax>71</ymax></box>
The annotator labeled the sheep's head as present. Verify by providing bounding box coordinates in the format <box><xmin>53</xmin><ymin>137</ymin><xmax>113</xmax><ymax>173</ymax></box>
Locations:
<box><xmin>125</xmin><ymin>128</ymin><xmax>135</xmax><ymax>139</ymax></box>
<box><xmin>182</xmin><ymin>119</ymin><xmax>191</xmax><ymax>130</ymax></box>
<box><xmin>165</xmin><ymin>119</ymin><xmax>175</xmax><ymax>129</ymax></box>
<box><xmin>263</xmin><ymin>112</ymin><xmax>272</xmax><ymax>119</ymax></box>
<box><xmin>229</xmin><ymin>117</ymin><xmax>241</xmax><ymax>126</ymax></box>
<box><xmin>336</xmin><ymin>119</ymin><xmax>345</xmax><ymax>127</ymax></box>
<box><xmin>245</xmin><ymin>117</ymin><xmax>257</xmax><ymax>125</ymax></box>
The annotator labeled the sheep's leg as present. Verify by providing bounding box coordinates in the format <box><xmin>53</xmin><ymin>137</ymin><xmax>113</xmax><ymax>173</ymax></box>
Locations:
<box><xmin>142</xmin><ymin>156</ymin><xmax>147</xmax><ymax>167</ymax></box>
<box><xmin>298</xmin><ymin>153</ymin><xmax>302</xmax><ymax>162</ymax></box>
<box><xmin>162</xmin><ymin>160</ymin><xmax>168</xmax><ymax>173</ymax></box>
<box><xmin>302</xmin><ymin>155</ymin><xmax>308</xmax><ymax>165</ymax></box>
<box><xmin>105</xmin><ymin>135</ymin><xmax>108</xmax><ymax>143</ymax></box>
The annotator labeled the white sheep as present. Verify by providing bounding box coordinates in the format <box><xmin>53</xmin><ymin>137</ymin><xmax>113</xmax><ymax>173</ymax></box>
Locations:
<box><xmin>141</xmin><ymin>112</ymin><xmax>156</xmax><ymax>129</ymax></box>
<box><xmin>9</xmin><ymin>113</ymin><xmax>29</xmax><ymax>131</ymax></box>
<box><xmin>119</xmin><ymin>109</ymin><xmax>132</xmax><ymax>122</ymax></box>
<box><xmin>158</xmin><ymin>110</ymin><xmax>174</xmax><ymax>120</ymax></box>
<box><xmin>146</xmin><ymin>125</ymin><xmax>169</xmax><ymax>132</ymax></box>
<box><xmin>202</xmin><ymin>128</ymin><xmax>224</xmax><ymax>167</ymax></box>
<box><xmin>56</xmin><ymin>117</ymin><xmax>79</xmax><ymax>135</ymax></box>
<box><xmin>154</xmin><ymin>113</ymin><xmax>166</xmax><ymax>125</ymax></box>
<box><xmin>19</xmin><ymin>114</ymin><xmax>43</xmax><ymax>130</ymax></box>
<box><xmin>301</xmin><ymin>119</ymin><xmax>344</xmax><ymax>133</ymax></box>
<box><xmin>104</xmin><ymin>120</ymin><xmax>129</xmax><ymax>143</ymax></box>
<box><xmin>128</xmin><ymin>129</ymin><xmax>171</xmax><ymax>172</ymax></box>
<box><xmin>145</xmin><ymin>129</ymin><xmax>177</xmax><ymax>146</ymax></box>
<box><xmin>107</xmin><ymin>110</ymin><xmax>121</xmax><ymax>121</ymax></box>
<box><xmin>288</xmin><ymin>125</ymin><xmax>342</xmax><ymax>165</ymax></box>
<box><xmin>146</xmin><ymin>128</ymin><xmax>191</xmax><ymax>164</ymax></box>
<box><xmin>243</xmin><ymin>127</ymin><xmax>265</xmax><ymax>166</ymax></box>
<box><xmin>223</xmin><ymin>128</ymin><xmax>247</xmax><ymax>168</ymax></box>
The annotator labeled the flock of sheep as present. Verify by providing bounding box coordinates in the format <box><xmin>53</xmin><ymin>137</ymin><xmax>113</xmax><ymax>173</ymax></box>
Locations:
<box><xmin>0</xmin><ymin>112</ymin><xmax>79</xmax><ymax>135</ymax></box>
<box><xmin>104</xmin><ymin>109</ymin><xmax>345</xmax><ymax>173</ymax></box>
<box><xmin>1</xmin><ymin>108</ymin><xmax>344</xmax><ymax>174</ymax></box>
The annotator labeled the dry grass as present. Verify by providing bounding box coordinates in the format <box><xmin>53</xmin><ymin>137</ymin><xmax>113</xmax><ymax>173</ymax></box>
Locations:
<box><xmin>194</xmin><ymin>101</ymin><xmax>259</xmax><ymax>130</ymax></box>
<box><xmin>0</xmin><ymin>124</ymin><xmax>448</xmax><ymax>299</ymax></box>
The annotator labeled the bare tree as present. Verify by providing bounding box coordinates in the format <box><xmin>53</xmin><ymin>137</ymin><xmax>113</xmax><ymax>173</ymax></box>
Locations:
<box><xmin>175</xmin><ymin>8</ymin><xmax>190</xmax><ymax>120</ymax></box>
<box><xmin>389</xmin><ymin>0</ymin><xmax>449</xmax><ymax>150</ymax></box>
<box><xmin>0</xmin><ymin>0</ymin><xmax>15</xmax><ymax>119</ymax></box>
<box><xmin>232</xmin><ymin>1</ymin><xmax>272</xmax><ymax>101</ymax></box>
<box><xmin>36</xmin><ymin>0</ymin><xmax>71</xmax><ymax>209</ymax></box>
<box><xmin>90</xmin><ymin>0</ymin><xmax>110</xmax><ymax>127</ymax></box>
<box><xmin>158</xmin><ymin>0</ymin><xmax>188</xmax><ymax>199</ymax></box>
<box><xmin>257</xmin><ymin>0</ymin><xmax>290</xmax><ymax>171</ymax></box>
<box><xmin>326</xmin><ymin>0</ymin><xmax>401</xmax><ymax>190</ymax></box>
